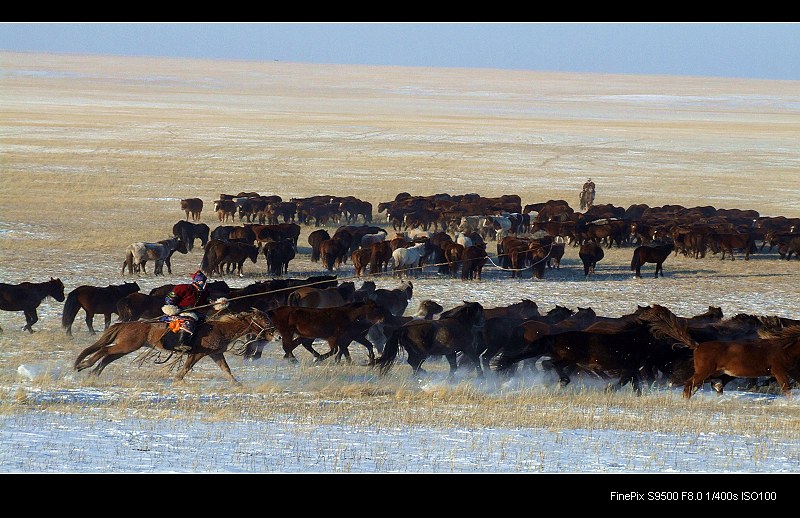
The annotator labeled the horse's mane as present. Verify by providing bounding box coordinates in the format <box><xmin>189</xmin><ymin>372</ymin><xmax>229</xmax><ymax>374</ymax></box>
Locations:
<box><xmin>757</xmin><ymin>324</ymin><xmax>800</xmax><ymax>345</ymax></box>
<box><xmin>642</xmin><ymin>304</ymin><xmax>698</xmax><ymax>348</ymax></box>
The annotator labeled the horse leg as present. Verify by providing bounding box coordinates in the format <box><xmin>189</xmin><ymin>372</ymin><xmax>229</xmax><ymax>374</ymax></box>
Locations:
<box><xmin>445</xmin><ymin>353</ymin><xmax>459</xmax><ymax>381</ymax></box>
<box><xmin>771</xmin><ymin>368</ymin><xmax>792</xmax><ymax>398</ymax></box>
<box><xmin>655</xmin><ymin>262</ymin><xmax>662</xmax><ymax>278</ymax></box>
<box><xmin>683</xmin><ymin>371</ymin><xmax>708</xmax><ymax>399</ymax></box>
<box><xmin>406</xmin><ymin>353</ymin><xmax>426</xmax><ymax>379</ymax></box>
<box><xmin>22</xmin><ymin>309</ymin><xmax>38</xmax><ymax>333</ymax></box>
<box><xmin>351</xmin><ymin>336</ymin><xmax>376</xmax><ymax>365</ymax></box>
<box><xmin>85</xmin><ymin>312</ymin><xmax>97</xmax><ymax>334</ymax></box>
<box><xmin>316</xmin><ymin>338</ymin><xmax>338</xmax><ymax>362</ymax></box>
<box><xmin>297</xmin><ymin>338</ymin><xmax>323</xmax><ymax>361</ymax></box>
<box><xmin>92</xmin><ymin>352</ymin><xmax>129</xmax><ymax>376</ymax></box>
<box><xmin>104</xmin><ymin>313</ymin><xmax>112</xmax><ymax>330</ymax></box>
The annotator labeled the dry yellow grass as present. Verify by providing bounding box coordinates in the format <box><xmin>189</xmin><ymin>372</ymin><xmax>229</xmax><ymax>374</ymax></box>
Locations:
<box><xmin>1</xmin><ymin>51</ymin><xmax>800</xmax><ymax>444</ymax></box>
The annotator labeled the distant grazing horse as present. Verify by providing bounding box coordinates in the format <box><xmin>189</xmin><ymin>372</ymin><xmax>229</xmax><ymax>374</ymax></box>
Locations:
<box><xmin>375</xmin><ymin>301</ymin><xmax>486</xmax><ymax>380</ymax></box>
<box><xmin>262</xmin><ymin>238</ymin><xmax>296</xmax><ymax>277</ymax></box>
<box><xmin>74</xmin><ymin>310</ymin><xmax>276</xmax><ymax>385</ymax></box>
<box><xmin>461</xmin><ymin>244</ymin><xmax>488</xmax><ymax>281</ymax></box>
<box><xmin>287</xmin><ymin>281</ymin><xmax>356</xmax><ymax>308</ymax></box>
<box><xmin>391</xmin><ymin>241</ymin><xmax>429</xmax><ymax>278</ymax></box>
<box><xmin>0</xmin><ymin>278</ymin><xmax>65</xmax><ymax>333</ymax></box>
<box><xmin>307</xmin><ymin>229</ymin><xmax>331</xmax><ymax>262</ymax></box>
<box><xmin>351</xmin><ymin>248</ymin><xmax>372</xmax><ymax>277</ymax></box>
<box><xmin>172</xmin><ymin>221</ymin><xmax>210</xmax><ymax>252</ymax></box>
<box><xmin>62</xmin><ymin>282</ymin><xmax>141</xmax><ymax>336</ymax></box>
<box><xmin>180</xmin><ymin>198</ymin><xmax>203</xmax><ymax>221</ymax></box>
<box><xmin>262</xmin><ymin>300</ymin><xmax>391</xmax><ymax>364</ymax></box>
<box><xmin>201</xmin><ymin>239</ymin><xmax>259</xmax><ymax>277</ymax></box>
<box><xmin>122</xmin><ymin>238</ymin><xmax>188</xmax><ymax>275</ymax></box>
<box><xmin>579</xmin><ymin>241</ymin><xmax>605</xmax><ymax>277</ymax></box>
<box><xmin>631</xmin><ymin>243</ymin><xmax>674</xmax><ymax>278</ymax></box>
<box><xmin>645</xmin><ymin>304</ymin><xmax>800</xmax><ymax>398</ymax></box>
<box><xmin>709</xmin><ymin>232</ymin><xmax>756</xmax><ymax>260</ymax></box>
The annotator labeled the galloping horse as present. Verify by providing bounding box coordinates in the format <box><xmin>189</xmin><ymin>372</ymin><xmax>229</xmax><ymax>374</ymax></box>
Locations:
<box><xmin>645</xmin><ymin>304</ymin><xmax>800</xmax><ymax>398</ymax></box>
<box><xmin>62</xmin><ymin>282</ymin><xmax>141</xmax><ymax>336</ymax></box>
<box><xmin>261</xmin><ymin>300</ymin><xmax>391</xmax><ymax>364</ymax></box>
<box><xmin>631</xmin><ymin>242</ymin><xmax>674</xmax><ymax>278</ymax></box>
<box><xmin>74</xmin><ymin>310</ymin><xmax>275</xmax><ymax>385</ymax></box>
<box><xmin>0</xmin><ymin>278</ymin><xmax>65</xmax><ymax>333</ymax></box>
<box><xmin>375</xmin><ymin>301</ymin><xmax>486</xmax><ymax>380</ymax></box>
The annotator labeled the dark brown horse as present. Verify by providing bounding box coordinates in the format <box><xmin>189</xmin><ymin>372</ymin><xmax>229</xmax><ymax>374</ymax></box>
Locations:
<box><xmin>495</xmin><ymin>311</ymin><xmax>660</xmax><ymax>395</ymax></box>
<box><xmin>116</xmin><ymin>292</ymin><xmax>164</xmax><ymax>322</ymax></box>
<box><xmin>287</xmin><ymin>281</ymin><xmax>356</xmax><ymax>309</ymax></box>
<box><xmin>74</xmin><ymin>310</ymin><xmax>275</xmax><ymax>385</ymax></box>
<box><xmin>375</xmin><ymin>301</ymin><xmax>486</xmax><ymax>380</ymax></box>
<box><xmin>0</xmin><ymin>278</ymin><xmax>65</xmax><ymax>333</ymax></box>
<box><xmin>631</xmin><ymin>242</ymin><xmax>674</xmax><ymax>278</ymax></box>
<box><xmin>62</xmin><ymin>282</ymin><xmax>140</xmax><ymax>337</ymax></box>
<box><xmin>579</xmin><ymin>241</ymin><xmax>604</xmax><ymax>277</ymax></box>
<box><xmin>367</xmin><ymin>280</ymin><xmax>413</xmax><ymax>317</ymax></box>
<box><xmin>259</xmin><ymin>300</ymin><xmax>391</xmax><ymax>364</ymax></box>
<box><xmin>645</xmin><ymin>304</ymin><xmax>800</xmax><ymax>398</ymax></box>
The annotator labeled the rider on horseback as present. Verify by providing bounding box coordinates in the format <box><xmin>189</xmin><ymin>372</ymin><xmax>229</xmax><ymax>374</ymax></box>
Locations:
<box><xmin>160</xmin><ymin>270</ymin><xmax>225</xmax><ymax>352</ymax></box>
<box><xmin>581</xmin><ymin>178</ymin><xmax>596</xmax><ymax>210</ymax></box>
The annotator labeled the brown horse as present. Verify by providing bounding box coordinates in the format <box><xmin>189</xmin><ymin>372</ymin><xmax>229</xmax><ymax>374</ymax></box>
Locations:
<box><xmin>631</xmin><ymin>242</ymin><xmax>674</xmax><ymax>278</ymax></box>
<box><xmin>259</xmin><ymin>300</ymin><xmax>392</xmax><ymax>364</ymax></box>
<box><xmin>116</xmin><ymin>292</ymin><xmax>164</xmax><ymax>322</ymax></box>
<box><xmin>287</xmin><ymin>281</ymin><xmax>356</xmax><ymax>308</ymax></box>
<box><xmin>645</xmin><ymin>304</ymin><xmax>800</xmax><ymax>398</ymax></box>
<box><xmin>73</xmin><ymin>310</ymin><xmax>276</xmax><ymax>385</ymax></box>
<box><xmin>375</xmin><ymin>301</ymin><xmax>486</xmax><ymax>380</ymax></box>
<box><xmin>495</xmin><ymin>310</ymin><xmax>660</xmax><ymax>395</ymax></box>
<box><xmin>62</xmin><ymin>282</ymin><xmax>140</xmax><ymax>337</ymax></box>
<box><xmin>0</xmin><ymin>278</ymin><xmax>66</xmax><ymax>333</ymax></box>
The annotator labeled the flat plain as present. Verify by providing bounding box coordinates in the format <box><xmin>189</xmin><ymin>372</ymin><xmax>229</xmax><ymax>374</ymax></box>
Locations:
<box><xmin>1</xmin><ymin>51</ymin><xmax>799</xmax><ymax>473</ymax></box>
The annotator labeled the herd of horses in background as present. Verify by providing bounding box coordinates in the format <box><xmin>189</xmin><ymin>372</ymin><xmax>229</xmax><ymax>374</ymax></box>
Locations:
<box><xmin>2</xmin><ymin>190</ymin><xmax>799</xmax><ymax>398</ymax></box>
<box><xmin>171</xmin><ymin>191</ymin><xmax>800</xmax><ymax>284</ymax></box>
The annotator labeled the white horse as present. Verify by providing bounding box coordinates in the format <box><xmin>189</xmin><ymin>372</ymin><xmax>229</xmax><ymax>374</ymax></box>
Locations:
<box><xmin>455</xmin><ymin>232</ymin><xmax>473</xmax><ymax>248</ymax></box>
<box><xmin>390</xmin><ymin>242</ymin><xmax>428</xmax><ymax>278</ymax></box>
<box><xmin>122</xmin><ymin>238</ymin><xmax>186</xmax><ymax>276</ymax></box>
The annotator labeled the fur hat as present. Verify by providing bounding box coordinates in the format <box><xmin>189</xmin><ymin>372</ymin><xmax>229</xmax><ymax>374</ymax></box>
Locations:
<box><xmin>191</xmin><ymin>270</ymin><xmax>207</xmax><ymax>289</ymax></box>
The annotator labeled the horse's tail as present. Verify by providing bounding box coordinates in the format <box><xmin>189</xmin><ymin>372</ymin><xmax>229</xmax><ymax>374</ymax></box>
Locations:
<box><xmin>642</xmin><ymin>304</ymin><xmax>698</xmax><ymax>349</ymax></box>
<box><xmin>61</xmin><ymin>290</ymin><xmax>82</xmax><ymax>335</ymax></box>
<box><xmin>200</xmin><ymin>250</ymin><xmax>211</xmax><ymax>275</ymax></box>
<box><xmin>373</xmin><ymin>327</ymin><xmax>401</xmax><ymax>375</ymax></box>
<box><xmin>74</xmin><ymin>324</ymin><xmax>123</xmax><ymax>369</ymax></box>
<box><xmin>630</xmin><ymin>248</ymin><xmax>640</xmax><ymax>271</ymax></box>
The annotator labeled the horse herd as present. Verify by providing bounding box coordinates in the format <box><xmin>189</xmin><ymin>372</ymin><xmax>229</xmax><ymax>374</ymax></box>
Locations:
<box><xmin>2</xmin><ymin>274</ymin><xmax>799</xmax><ymax>400</ymax></box>
<box><xmin>2</xmin><ymin>191</ymin><xmax>799</xmax><ymax>400</ymax></box>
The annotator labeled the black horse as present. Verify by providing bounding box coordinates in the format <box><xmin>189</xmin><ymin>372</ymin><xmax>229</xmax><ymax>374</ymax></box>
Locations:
<box><xmin>62</xmin><ymin>282</ymin><xmax>141</xmax><ymax>336</ymax></box>
<box><xmin>631</xmin><ymin>242</ymin><xmax>674</xmax><ymax>278</ymax></box>
<box><xmin>375</xmin><ymin>301</ymin><xmax>485</xmax><ymax>380</ymax></box>
<box><xmin>0</xmin><ymin>278</ymin><xmax>66</xmax><ymax>333</ymax></box>
<box><xmin>172</xmin><ymin>221</ymin><xmax>210</xmax><ymax>252</ymax></box>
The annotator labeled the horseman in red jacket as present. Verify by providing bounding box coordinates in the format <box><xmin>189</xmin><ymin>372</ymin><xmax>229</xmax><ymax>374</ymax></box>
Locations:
<box><xmin>160</xmin><ymin>270</ymin><xmax>220</xmax><ymax>352</ymax></box>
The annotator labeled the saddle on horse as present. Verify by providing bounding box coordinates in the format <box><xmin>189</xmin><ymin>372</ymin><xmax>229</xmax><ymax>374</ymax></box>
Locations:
<box><xmin>159</xmin><ymin>314</ymin><xmax>202</xmax><ymax>353</ymax></box>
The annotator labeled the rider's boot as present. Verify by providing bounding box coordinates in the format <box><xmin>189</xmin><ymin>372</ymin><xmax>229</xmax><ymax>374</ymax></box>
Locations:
<box><xmin>174</xmin><ymin>330</ymin><xmax>194</xmax><ymax>353</ymax></box>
